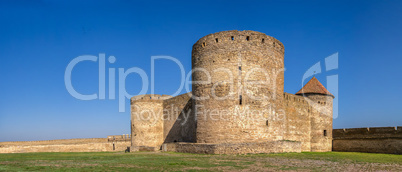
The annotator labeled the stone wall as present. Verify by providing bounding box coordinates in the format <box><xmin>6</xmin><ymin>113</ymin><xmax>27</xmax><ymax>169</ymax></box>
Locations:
<box><xmin>108</xmin><ymin>134</ymin><xmax>131</xmax><ymax>142</ymax></box>
<box><xmin>163</xmin><ymin>92</ymin><xmax>196</xmax><ymax>143</ymax></box>
<box><xmin>0</xmin><ymin>138</ymin><xmax>107</xmax><ymax>146</ymax></box>
<box><xmin>130</xmin><ymin>94</ymin><xmax>172</xmax><ymax>149</ymax></box>
<box><xmin>283</xmin><ymin>92</ymin><xmax>334</xmax><ymax>152</ymax></box>
<box><xmin>0</xmin><ymin>139</ymin><xmax>130</xmax><ymax>153</ymax></box>
<box><xmin>305</xmin><ymin>94</ymin><xmax>333</xmax><ymax>152</ymax></box>
<box><xmin>161</xmin><ymin>140</ymin><xmax>301</xmax><ymax>154</ymax></box>
<box><xmin>333</xmin><ymin>127</ymin><xmax>402</xmax><ymax>154</ymax></box>
<box><xmin>283</xmin><ymin>93</ymin><xmax>311</xmax><ymax>151</ymax></box>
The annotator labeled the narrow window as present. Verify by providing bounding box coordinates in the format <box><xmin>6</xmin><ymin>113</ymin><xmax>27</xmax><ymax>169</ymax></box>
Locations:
<box><xmin>246</xmin><ymin>36</ymin><xmax>249</xmax><ymax>41</ymax></box>
<box><xmin>266</xmin><ymin>120</ymin><xmax>269</xmax><ymax>126</ymax></box>
<box><xmin>202</xmin><ymin>42</ymin><xmax>206</xmax><ymax>47</ymax></box>
<box><xmin>231</xmin><ymin>36</ymin><xmax>234</xmax><ymax>40</ymax></box>
<box><xmin>239</xmin><ymin>95</ymin><xmax>242</xmax><ymax>105</ymax></box>
<box><xmin>239</xmin><ymin>66</ymin><xmax>241</xmax><ymax>71</ymax></box>
<box><xmin>273</xmin><ymin>42</ymin><xmax>276</xmax><ymax>47</ymax></box>
<box><xmin>216</xmin><ymin>38</ymin><xmax>219</xmax><ymax>43</ymax></box>
<box><xmin>262</xmin><ymin>38</ymin><xmax>265</xmax><ymax>43</ymax></box>
<box><xmin>323</xmin><ymin>130</ymin><xmax>327</xmax><ymax>136</ymax></box>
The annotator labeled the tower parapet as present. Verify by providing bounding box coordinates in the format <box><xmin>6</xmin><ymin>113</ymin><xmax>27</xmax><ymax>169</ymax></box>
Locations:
<box><xmin>130</xmin><ymin>94</ymin><xmax>172</xmax><ymax>102</ymax></box>
<box><xmin>193</xmin><ymin>30</ymin><xmax>284</xmax><ymax>54</ymax></box>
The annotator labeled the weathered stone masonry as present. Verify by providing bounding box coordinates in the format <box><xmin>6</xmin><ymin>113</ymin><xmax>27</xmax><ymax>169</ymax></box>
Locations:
<box><xmin>2</xmin><ymin>30</ymin><xmax>398</xmax><ymax>155</ymax></box>
<box><xmin>0</xmin><ymin>138</ymin><xmax>131</xmax><ymax>153</ymax></box>
<box><xmin>130</xmin><ymin>30</ymin><xmax>334</xmax><ymax>154</ymax></box>
<box><xmin>333</xmin><ymin>127</ymin><xmax>402</xmax><ymax>154</ymax></box>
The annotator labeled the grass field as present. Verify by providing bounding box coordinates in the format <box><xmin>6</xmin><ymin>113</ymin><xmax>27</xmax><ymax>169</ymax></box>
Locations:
<box><xmin>0</xmin><ymin>151</ymin><xmax>401</xmax><ymax>171</ymax></box>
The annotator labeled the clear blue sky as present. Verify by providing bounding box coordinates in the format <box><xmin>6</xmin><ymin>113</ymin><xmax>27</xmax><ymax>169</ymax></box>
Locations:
<box><xmin>0</xmin><ymin>0</ymin><xmax>401</xmax><ymax>142</ymax></box>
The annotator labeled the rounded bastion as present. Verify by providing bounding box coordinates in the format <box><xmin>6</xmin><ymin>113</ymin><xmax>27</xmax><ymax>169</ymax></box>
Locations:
<box><xmin>192</xmin><ymin>30</ymin><xmax>286</xmax><ymax>143</ymax></box>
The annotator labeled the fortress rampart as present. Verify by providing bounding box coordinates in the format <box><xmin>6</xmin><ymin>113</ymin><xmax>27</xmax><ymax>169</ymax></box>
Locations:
<box><xmin>283</xmin><ymin>92</ymin><xmax>333</xmax><ymax>152</ymax></box>
<box><xmin>283</xmin><ymin>93</ymin><xmax>312</xmax><ymax>151</ymax></box>
<box><xmin>163</xmin><ymin>92</ymin><xmax>196</xmax><ymax>144</ymax></box>
<box><xmin>333</xmin><ymin>127</ymin><xmax>402</xmax><ymax>154</ymax></box>
<box><xmin>0</xmin><ymin>136</ymin><xmax>131</xmax><ymax>153</ymax></box>
<box><xmin>130</xmin><ymin>94</ymin><xmax>170</xmax><ymax>150</ymax></box>
<box><xmin>0</xmin><ymin>138</ymin><xmax>107</xmax><ymax>146</ymax></box>
<box><xmin>130</xmin><ymin>30</ymin><xmax>335</xmax><ymax>154</ymax></box>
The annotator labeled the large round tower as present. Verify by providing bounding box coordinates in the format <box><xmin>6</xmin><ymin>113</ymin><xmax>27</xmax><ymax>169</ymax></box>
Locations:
<box><xmin>192</xmin><ymin>30</ymin><xmax>285</xmax><ymax>143</ymax></box>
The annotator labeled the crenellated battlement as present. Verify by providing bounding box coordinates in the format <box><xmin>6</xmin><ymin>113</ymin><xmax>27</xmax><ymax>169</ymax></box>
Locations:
<box><xmin>284</xmin><ymin>92</ymin><xmax>309</xmax><ymax>105</ymax></box>
<box><xmin>130</xmin><ymin>94</ymin><xmax>173</xmax><ymax>104</ymax></box>
<box><xmin>284</xmin><ymin>92</ymin><xmax>332</xmax><ymax>109</ymax></box>
<box><xmin>193</xmin><ymin>30</ymin><xmax>284</xmax><ymax>54</ymax></box>
<box><xmin>107</xmin><ymin>135</ymin><xmax>131</xmax><ymax>142</ymax></box>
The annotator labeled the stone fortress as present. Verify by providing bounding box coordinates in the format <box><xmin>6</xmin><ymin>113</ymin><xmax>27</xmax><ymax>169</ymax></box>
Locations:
<box><xmin>0</xmin><ymin>30</ymin><xmax>400</xmax><ymax>154</ymax></box>
<box><xmin>130</xmin><ymin>30</ymin><xmax>335</xmax><ymax>154</ymax></box>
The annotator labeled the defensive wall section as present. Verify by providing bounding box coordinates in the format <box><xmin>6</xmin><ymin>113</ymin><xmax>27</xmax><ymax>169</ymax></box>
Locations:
<box><xmin>0</xmin><ymin>136</ymin><xmax>131</xmax><ymax>154</ymax></box>
<box><xmin>333</xmin><ymin>127</ymin><xmax>402</xmax><ymax>154</ymax></box>
<box><xmin>130</xmin><ymin>93</ymin><xmax>197</xmax><ymax>151</ymax></box>
<box><xmin>283</xmin><ymin>92</ymin><xmax>333</xmax><ymax>152</ymax></box>
<box><xmin>130</xmin><ymin>94</ymin><xmax>170</xmax><ymax>151</ymax></box>
<box><xmin>162</xmin><ymin>92</ymin><xmax>196</xmax><ymax>144</ymax></box>
<box><xmin>283</xmin><ymin>93</ymin><xmax>312</xmax><ymax>152</ymax></box>
<box><xmin>108</xmin><ymin>134</ymin><xmax>131</xmax><ymax>142</ymax></box>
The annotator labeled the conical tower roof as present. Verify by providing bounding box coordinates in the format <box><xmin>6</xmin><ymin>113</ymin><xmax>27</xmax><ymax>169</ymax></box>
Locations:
<box><xmin>295</xmin><ymin>77</ymin><xmax>334</xmax><ymax>97</ymax></box>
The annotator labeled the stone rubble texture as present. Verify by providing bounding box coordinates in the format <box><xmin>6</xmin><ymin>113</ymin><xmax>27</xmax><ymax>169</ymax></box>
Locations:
<box><xmin>333</xmin><ymin>127</ymin><xmax>402</xmax><ymax>154</ymax></box>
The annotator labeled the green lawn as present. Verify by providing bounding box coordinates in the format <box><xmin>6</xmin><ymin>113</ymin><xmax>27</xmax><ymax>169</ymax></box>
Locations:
<box><xmin>0</xmin><ymin>151</ymin><xmax>401</xmax><ymax>171</ymax></box>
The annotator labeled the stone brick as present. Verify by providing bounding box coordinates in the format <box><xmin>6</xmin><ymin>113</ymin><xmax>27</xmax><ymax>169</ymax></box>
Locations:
<box><xmin>130</xmin><ymin>30</ymin><xmax>334</xmax><ymax>154</ymax></box>
<box><xmin>333</xmin><ymin>127</ymin><xmax>402</xmax><ymax>154</ymax></box>
<box><xmin>0</xmin><ymin>139</ymin><xmax>130</xmax><ymax>153</ymax></box>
